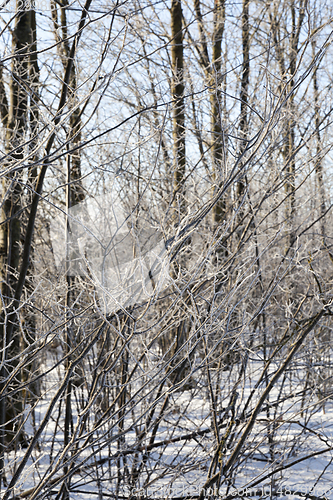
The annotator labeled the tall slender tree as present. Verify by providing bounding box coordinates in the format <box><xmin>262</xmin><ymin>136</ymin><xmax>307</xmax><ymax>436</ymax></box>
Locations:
<box><xmin>312</xmin><ymin>38</ymin><xmax>326</xmax><ymax>245</ymax></box>
<box><xmin>50</xmin><ymin>4</ymin><xmax>85</xmax><ymax>497</ymax></box>
<box><xmin>193</xmin><ymin>0</ymin><xmax>226</xmax><ymax>228</ymax></box>
<box><xmin>236</xmin><ymin>0</ymin><xmax>250</xmax><ymax>225</ymax></box>
<box><xmin>171</xmin><ymin>0</ymin><xmax>186</xmax><ymax>217</ymax></box>
<box><xmin>0</xmin><ymin>3</ymin><xmax>35</xmax><ymax>469</ymax></box>
<box><xmin>270</xmin><ymin>0</ymin><xmax>306</xmax><ymax>249</ymax></box>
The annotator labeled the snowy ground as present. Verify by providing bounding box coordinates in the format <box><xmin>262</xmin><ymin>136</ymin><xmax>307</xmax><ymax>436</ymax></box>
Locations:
<box><xmin>3</xmin><ymin>341</ymin><xmax>333</xmax><ymax>500</ymax></box>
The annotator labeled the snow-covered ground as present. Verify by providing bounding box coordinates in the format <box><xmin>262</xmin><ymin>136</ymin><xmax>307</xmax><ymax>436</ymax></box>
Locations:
<box><xmin>3</xmin><ymin>334</ymin><xmax>333</xmax><ymax>500</ymax></box>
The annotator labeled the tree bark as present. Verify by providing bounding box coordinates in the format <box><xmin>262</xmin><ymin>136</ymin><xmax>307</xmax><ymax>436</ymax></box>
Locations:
<box><xmin>50</xmin><ymin>4</ymin><xmax>85</xmax><ymax>497</ymax></box>
<box><xmin>312</xmin><ymin>39</ymin><xmax>326</xmax><ymax>244</ymax></box>
<box><xmin>236</xmin><ymin>0</ymin><xmax>250</xmax><ymax>222</ymax></box>
<box><xmin>0</xmin><ymin>3</ymin><xmax>33</xmax><ymax>476</ymax></box>
<box><xmin>284</xmin><ymin>0</ymin><xmax>305</xmax><ymax>249</ymax></box>
<box><xmin>171</xmin><ymin>0</ymin><xmax>186</xmax><ymax>216</ymax></box>
<box><xmin>193</xmin><ymin>0</ymin><xmax>226</xmax><ymax>227</ymax></box>
<box><xmin>211</xmin><ymin>0</ymin><xmax>226</xmax><ymax>228</ymax></box>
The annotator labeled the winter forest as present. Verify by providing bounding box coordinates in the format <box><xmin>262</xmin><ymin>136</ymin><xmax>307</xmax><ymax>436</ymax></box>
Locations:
<box><xmin>1</xmin><ymin>0</ymin><xmax>333</xmax><ymax>498</ymax></box>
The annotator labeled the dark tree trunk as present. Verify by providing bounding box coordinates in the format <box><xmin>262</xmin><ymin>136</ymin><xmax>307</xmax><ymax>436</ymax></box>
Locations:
<box><xmin>236</xmin><ymin>0</ymin><xmax>250</xmax><ymax>224</ymax></box>
<box><xmin>171</xmin><ymin>0</ymin><xmax>186</xmax><ymax>215</ymax></box>
<box><xmin>0</xmin><ymin>4</ymin><xmax>33</xmax><ymax>475</ymax></box>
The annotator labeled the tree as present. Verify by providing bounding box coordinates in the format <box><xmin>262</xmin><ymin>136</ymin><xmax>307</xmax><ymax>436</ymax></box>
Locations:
<box><xmin>1</xmin><ymin>0</ymin><xmax>333</xmax><ymax>498</ymax></box>
<box><xmin>0</xmin><ymin>1</ymin><xmax>38</xmax><ymax>465</ymax></box>
<box><xmin>171</xmin><ymin>0</ymin><xmax>186</xmax><ymax>215</ymax></box>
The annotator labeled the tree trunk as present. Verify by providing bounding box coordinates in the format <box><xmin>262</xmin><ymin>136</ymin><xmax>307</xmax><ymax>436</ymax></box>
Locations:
<box><xmin>312</xmin><ymin>39</ymin><xmax>326</xmax><ymax>243</ymax></box>
<box><xmin>193</xmin><ymin>0</ymin><xmax>226</xmax><ymax>228</ymax></box>
<box><xmin>50</xmin><ymin>4</ymin><xmax>85</xmax><ymax>498</ymax></box>
<box><xmin>171</xmin><ymin>0</ymin><xmax>186</xmax><ymax>217</ymax></box>
<box><xmin>211</xmin><ymin>0</ymin><xmax>226</xmax><ymax>228</ymax></box>
<box><xmin>0</xmin><ymin>3</ymin><xmax>33</xmax><ymax>475</ymax></box>
<box><xmin>284</xmin><ymin>0</ymin><xmax>305</xmax><ymax>249</ymax></box>
<box><xmin>236</xmin><ymin>0</ymin><xmax>250</xmax><ymax>226</ymax></box>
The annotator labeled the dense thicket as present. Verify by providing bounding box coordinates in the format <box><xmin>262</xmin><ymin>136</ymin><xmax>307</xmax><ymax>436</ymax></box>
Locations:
<box><xmin>1</xmin><ymin>1</ymin><xmax>333</xmax><ymax>499</ymax></box>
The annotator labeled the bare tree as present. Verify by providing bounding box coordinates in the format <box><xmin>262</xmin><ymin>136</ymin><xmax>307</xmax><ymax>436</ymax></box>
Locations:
<box><xmin>0</xmin><ymin>1</ymin><xmax>37</xmax><ymax>465</ymax></box>
<box><xmin>171</xmin><ymin>0</ymin><xmax>186</xmax><ymax>216</ymax></box>
<box><xmin>1</xmin><ymin>1</ymin><xmax>333</xmax><ymax>499</ymax></box>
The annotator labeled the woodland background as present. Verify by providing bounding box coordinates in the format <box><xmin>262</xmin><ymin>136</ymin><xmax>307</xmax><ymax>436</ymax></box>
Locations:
<box><xmin>1</xmin><ymin>0</ymin><xmax>333</xmax><ymax>499</ymax></box>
